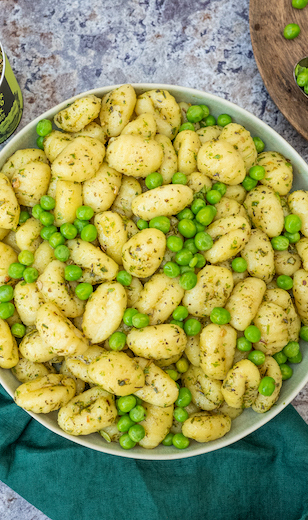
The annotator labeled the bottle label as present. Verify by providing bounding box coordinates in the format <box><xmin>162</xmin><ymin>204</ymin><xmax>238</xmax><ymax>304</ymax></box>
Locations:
<box><xmin>0</xmin><ymin>51</ymin><xmax>23</xmax><ymax>144</ymax></box>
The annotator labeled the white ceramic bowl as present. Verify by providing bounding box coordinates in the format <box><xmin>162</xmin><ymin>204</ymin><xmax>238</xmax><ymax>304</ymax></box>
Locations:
<box><xmin>1</xmin><ymin>83</ymin><xmax>308</xmax><ymax>460</ymax></box>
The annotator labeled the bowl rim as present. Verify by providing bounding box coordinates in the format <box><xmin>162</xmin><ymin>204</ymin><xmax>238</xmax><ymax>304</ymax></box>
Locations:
<box><xmin>1</xmin><ymin>82</ymin><xmax>308</xmax><ymax>460</ymax></box>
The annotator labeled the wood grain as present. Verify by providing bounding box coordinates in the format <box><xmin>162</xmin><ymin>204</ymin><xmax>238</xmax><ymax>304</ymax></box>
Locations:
<box><xmin>249</xmin><ymin>0</ymin><xmax>308</xmax><ymax>140</ymax></box>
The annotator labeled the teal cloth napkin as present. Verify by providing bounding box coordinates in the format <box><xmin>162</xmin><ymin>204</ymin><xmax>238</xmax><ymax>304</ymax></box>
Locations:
<box><xmin>1</xmin><ymin>384</ymin><xmax>308</xmax><ymax>520</ymax></box>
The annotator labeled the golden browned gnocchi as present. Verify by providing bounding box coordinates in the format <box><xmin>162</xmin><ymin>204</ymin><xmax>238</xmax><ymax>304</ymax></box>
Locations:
<box><xmin>1</xmin><ymin>84</ymin><xmax>307</xmax><ymax>453</ymax></box>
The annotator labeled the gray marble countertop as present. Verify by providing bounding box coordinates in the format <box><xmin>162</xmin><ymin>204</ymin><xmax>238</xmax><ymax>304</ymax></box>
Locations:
<box><xmin>1</xmin><ymin>0</ymin><xmax>308</xmax><ymax>518</ymax></box>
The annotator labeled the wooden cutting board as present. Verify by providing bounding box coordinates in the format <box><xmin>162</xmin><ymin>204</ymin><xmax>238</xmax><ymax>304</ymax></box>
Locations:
<box><xmin>249</xmin><ymin>0</ymin><xmax>308</xmax><ymax>140</ymax></box>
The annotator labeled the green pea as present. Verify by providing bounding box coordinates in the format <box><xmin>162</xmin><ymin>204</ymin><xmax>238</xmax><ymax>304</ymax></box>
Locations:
<box><xmin>237</xmin><ymin>337</ymin><xmax>252</xmax><ymax>352</ymax></box>
<box><xmin>76</xmin><ymin>205</ymin><xmax>94</xmax><ymax>221</ymax></box>
<box><xmin>173</xmin><ymin>407</ymin><xmax>189</xmax><ymax>423</ymax></box>
<box><xmin>276</xmin><ymin>275</ymin><xmax>293</xmax><ymax>290</ymax></box>
<box><xmin>175</xmin><ymin>358</ymin><xmax>189</xmax><ymax>373</ymax></box>
<box><xmin>253</xmin><ymin>136</ymin><xmax>265</xmax><ymax>153</ymax></box>
<box><xmin>132</xmin><ymin>313</ymin><xmax>150</xmax><ymax>328</ymax></box>
<box><xmin>32</xmin><ymin>204</ymin><xmax>44</xmax><ymax>220</ymax></box>
<box><xmin>283</xmin><ymin>23</ymin><xmax>301</xmax><ymax>39</ymax></box>
<box><xmin>210</xmin><ymin>307</ymin><xmax>231</xmax><ymax>325</ymax></box>
<box><xmin>193</xmin><ymin>219</ymin><xmax>206</xmax><ymax>234</ymax></box>
<box><xmin>248</xmin><ymin>165</ymin><xmax>265</xmax><ymax>180</ymax></box>
<box><xmin>248</xmin><ymin>350</ymin><xmax>266</xmax><ymax>366</ymax></box>
<box><xmin>74</xmin><ymin>218</ymin><xmax>89</xmax><ymax>234</ymax></box>
<box><xmin>137</xmin><ymin>219</ymin><xmax>148</xmax><ymax>230</ymax></box>
<box><xmin>283</xmin><ymin>341</ymin><xmax>300</xmax><ymax>359</ymax></box>
<box><xmin>172</xmin><ymin>433</ymin><xmax>190</xmax><ymax>449</ymax></box>
<box><xmin>64</xmin><ymin>265</ymin><xmax>83</xmax><ymax>282</ymax></box>
<box><xmin>175</xmin><ymin>387</ymin><xmax>192</xmax><ymax>407</ymax></box>
<box><xmin>36</xmin><ymin>136</ymin><xmax>44</xmax><ymax>150</ymax></box>
<box><xmin>175</xmin><ymin>249</ymin><xmax>193</xmax><ymax>266</ymax></box>
<box><xmin>179</xmin><ymin>122</ymin><xmax>195</xmax><ymax>132</ymax></box>
<box><xmin>145</xmin><ymin>172</ymin><xmax>163</xmax><ymax>189</ymax></box>
<box><xmin>284</xmin><ymin>214</ymin><xmax>302</xmax><ymax>233</ymax></box>
<box><xmin>36</xmin><ymin>118</ymin><xmax>52</xmax><ymax>136</ymax></box>
<box><xmin>184</xmin><ymin>238</ymin><xmax>199</xmax><ymax>255</ymax></box>
<box><xmin>165</xmin><ymin>369</ymin><xmax>179</xmax><ymax>380</ymax></box>
<box><xmin>180</xmin><ymin>265</ymin><xmax>195</xmax><ymax>274</ymax></box>
<box><xmin>8</xmin><ymin>263</ymin><xmax>26</xmax><ymax>279</ymax></box>
<box><xmin>0</xmin><ymin>285</ymin><xmax>14</xmax><ymax>303</ymax></box>
<box><xmin>217</xmin><ymin>114</ymin><xmax>232</xmax><ymax>127</ymax></box>
<box><xmin>199</xmin><ymin>105</ymin><xmax>210</xmax><ymax>119</ymax></box>
<box><xmin>172</xmin><ymin>172</ymin><xmax>188</xmax><ymax>185</ymax></box>
<box><xmin>172</xmin><ymin>306</ymin><xmax>189</xmax><ymax>321</ymax></box>
<box><xmin>40</xmin><ymin>225</ymin><xmax>57</xmax><ymax>240</ymax></box>
<box><xmin>60</xmin><ymin>223</ymin><xmax>78</xmax><ymax>240</ymax></box>
<box><xmin>162</xmin><ymin>433</ymin><xmax>174</xmax><ymax>446</ymax></box>
<box><xmin>280</xmin><ymin>364</ymin><xmax>293</xmax><ymax>380</ymax></box>
<box><xmin>295</xmin><ymin>64</ymin><xmax>306</xmax><ymax>77</ymax></box>
<box><xmin>117</xmin><ymin>415</ymin><xmax>136</xmax><ymax>432</ymax></box>
<box><xmin>163</xmin><ymin>261</ymin><xmax>181</xmax><ymax>278</ymax></box>
<box><xmin>242</xmin><ymin>176</ymin><xmax>258</xmax><ymax>191</ymax></box>
<box><xmin>296</xmin><ymin>69</ymin><xmax>308</xmax><ymax>87</ymax></box>
<box><xmin>179</xmin><ymin>272</ymin><xmax>197</xmax><ymax>290</ymax></box>
<box><xmin>273</xmin><ymin>351</ymin><xmax>288</xmax><ymax>365</ymax></box>
<box><xmin>283</xmin><ymin>231</ymin><xmax>300</xmax><ymax>243</ymax></box>
<box><xmin>123</xmin><ymin>308</ymin><xmax>139</xmax><ymax>327</ymax></box>
<box><xmin>0</xmin><ymin>302</ymin><xmax>15</xmax><ymax>320</ymax></box>
<box><xmin>75</xmin><ymin>282</ymin><xmax>93</xmax><ymax>300</ymax></box>
<box><xmin>11</xmin><ymin>322</ymin><xmax>26</xmax><ymax>338</ymax></box>
<box><xmin>40</xmin><ymin>195</ymin><xmax>55</xmax><ymax>211</ymax></box>
<box><xmin>244</xmin><ymin>325</ymin><xmax>261</xmax><ymax>343</ymax></box>
<box><xmin>167</xmin><ymin>235</ymin><xmax>184</xmax><ymax>252</ymax></box>
<box><xmin>39</xmin><ymin>211</ymin><xmax>55</xmax><ymax>227</ymax></box>
<box><xmin>184</xmin><ymin>318</ymin><xmax>201</xmax><ymax>336</ymax></box>
<box><xmin>258</xmin><ymin>376</ymin><xmax>276</xmax><ymax>396</ymax></box>
<box><xmin>212</xmin><ymin>183</ymin><xmax>227</xmax><ymax>197</ymax></box>
<box><xmin>189</xmin><ymin>256</ymin><xmax>198</xmax><ymax>268</ymax></box>
<box><xmin>300</xmin><ymin>325</ymin><xmax>308</xmax><ymax>342</ymax></box>
<box><xmin>18</xmin><ymin>250</ymin><xmax>34</xmax><ymax>266</ymax></box>
<box><xmin>54</xmin><ymin>245</ymin><xmax>70</xmax><ymax>262</ymax></box>
<box><xmin>116</xmin><ymin>270</ymin><xmax>132</xmax><ymax>286</ymax></box>
<box><xmin>128</xmin><ymin>424</ymin><xmax>145</xmax><ymax>442</ymax></box>
<box><xmin>109</xmin><ymin>331</ymin><xmax>127</xmax><ymax>351</ymax></box>
<box><xmin>186</xmin><ymin>105</ymin><xmax>204</xmax><ymax>123</ymax></box>
<box><xmin>49</xmin><ymin>232</ymin><xmax>65</xmax><ymax>249</ymax></box>
<box><xmin>149</xmin><ymin>216</ymin><xmax>171</xmax><ymax>234</ymax></box>
<box><xmin>191</xmin><ymin>198</ymin><xmax>206</xmax><ymax>215</ymax></box>
<box><xmin>271</xmin><ymin>236</ymin><xmax>289</xmax><ymax>251</ymax></box>
<box><xmin>177</xmin><ymin>219</ymin><xmax>197</xmax><ymax>238</ymax></box>
<box><xmin>177</xmin><ymin>208</ymin><xmax>194</xmax><ymax>221</ymax></box>
<box><xmin>117</xmin><ymin>395</ymin><xmax>137</xmax><ymax>414</ymax></box>
<box><xmin>288</xmin><ymin>351</ymin><xmax>302</xmax><ymax>364</ymax></box>
<box><xmin>195</xmin><ymin>206</ymin><xmax>216</xmax><ymax>226</ymax></box>
<box><xmin>194</xmin><ymin>253</ymin><xmax>206</xmax><ymax>268</ymax></box>
<box><xmin>204</xmin><ymin>115</ymin><xmax>216</xmax><ymax>126</ymax></box>
<box><xmin>19</xmin><ymin>210</ymin><xmax>30</xmax><ymax>224</ymax></box>
<box><xmin>23</xmin><ymin>267</ymin><xmax>39</xmax><ymax>283</ymax></box>
<box><xmin>80</xmin><ymin>224</ymin><xmax>98</xmax><ymax>242</ymax></box>
<box><xmin>119</xmin><ymin>433</ymin><xmax>136</xmax><ymax>449</ymax></box>
<box><xmin>206</xmin><ymin>189</ymin><xmax>222</xmax><ymax>205</ymax></box>
<box><xmin>129</xmin><ymin>405</ymin><xmax>146</xmax><ymax>422</ymax></box>
<box><xmin>194</xmin><ymin>231</ymin><xmax>213</xmax><ymax>251</ymax></box>
<box><xmin>171</xmin><ymin>320</ymin><xmax>185</xmax><ymax>329</ymax></box>
<box><xmin>292</xmin><ymin>0</ymin><xmax>308</xmax><ymax>7</ymax></box>
<box><xmin>231</xmin><ymin>257</ymin><xmax>247</xmax><ymax>273</ymax></box>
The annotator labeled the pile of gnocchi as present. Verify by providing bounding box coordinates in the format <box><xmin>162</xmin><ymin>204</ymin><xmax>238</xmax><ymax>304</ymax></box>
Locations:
<box><xmin>0</xmin><ymin>83</ymin><xmax>307</xmax><ymax>451</ymax></box>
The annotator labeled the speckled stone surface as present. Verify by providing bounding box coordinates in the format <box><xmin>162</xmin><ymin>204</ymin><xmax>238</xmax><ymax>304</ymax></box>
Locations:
<box><xmin>0</xmin><ymin>0</ymin><xmax>308</xmax><ymax>518</ymax></box>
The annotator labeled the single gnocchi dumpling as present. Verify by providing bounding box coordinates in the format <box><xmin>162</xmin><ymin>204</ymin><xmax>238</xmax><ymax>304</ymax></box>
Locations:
<box><xmin>173</xmin><ymin>130</ymin><xmax>201</xmax><ymax>175</ymax></box>
<box><xmin>222</xmin><ymin>359</ymin><xmax>261</xmax><ymax>409</ymax></box>
<box><xmin>182</xmin><ymin>412</ymin><xmax>231</xmax><ymax>443</ymax></box>
<box><xmin>121</xmin><ymin>112</ymin><xmax>157</xmax><ymax>138</ymax></box>
<box><xmin>244</xmin><ymin>185</ymin><xmax>284</xmax><ymax>238</ymax></box>
<box><xmin>257</xmin><ymin>151</ymin><xmax>293</xmax><ymax>195</ymax></box>
<box><xmin>135</xmin><ymin>89</ymin><xmax>181</xmax><ymax>140</ymax></box>
<box><xmin>219</xmin><ymin>123</ymin><xmax>257</xmax><ymax>172</ymax></box>
<box><xmin>122</xmin><ymin>228</ymin><xmax>166</xmax><ymax>278</ymax></box>
<box><xmin>241</xmin><ymin>229</ymin><xmax>275</xmax><ymax>283</ymax></box>
<box><xmin>252</xmin><ymin>356</ymin><xmax>282</xmax><ymax>413</ymax></box>
<box><xmin>183</xmin><ymin>365</ymin><xmax>224</xmax><ymax>411</ymax></box>
<box><xmin>14</xmin><ymin>374</ymin><xmax>76</xmax><ymax>414</ymax></box>
<box><xmin>203</xmin><ymin>215</ymin><xmax>251</xmax><ymax>264</ymax></box>
<box><xmin>0</xmin><ymin>174</ymin><xmax>20</xmax><ymax>230</ymax></box>
<box><xmin>54</xmin><ymin>94</ymin><xmax>102</xmax><ymax>133</ymax></box>
<box><xmin>155</xmin><ymin>134</ymin><xmax>178</xmax><ymax>184</ymax></box>
<box><xmin>127</xmin><ymin>324</ymin><xmax>187</xmax><ymax>360</ymax></box>
<box><xmin>288</xmin><ymin>190</ymin><xmax>308</xmax><ymax>238</ymax></box>
<box><xmin>199</xmin><ymin>323</ymin><xmax>237</xmax><ymax>380</ymax></box>
<box><xmin>182</xmin><ymin>265</ymin><xmax>234</xmax><ymax>317</ymax></box>
<box><xmin>197</xmin><ymin>140</ymin><xmax>246</xmax><ymax>185</ymax></box>
<box><xmin>131</xmin><ymin>184</ymin><xmax>193</xmax><ymax>220</ymax></box>
<box><xmin>253</xmin><ymin>302</ymin><xmax>289</xmax><ymax>355</ymax></box>
<box><xmin>106</xmin><ymin>134</ymin><xmax>163</xmax><ymax>178</ymax></box>
<box><xmin>100</xmin><ymin>84</ymin><xmax>137</xmax><ymax>137</ymax></box>
<box><xmin>224</xmin><ymin>277</ymin><xmax>266</xmax><ymax>331</ymax></box>
<box><xmin>196</xmin><ymin>125</ymin><xmax>222</xmax><ymax>144</ymax></box>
